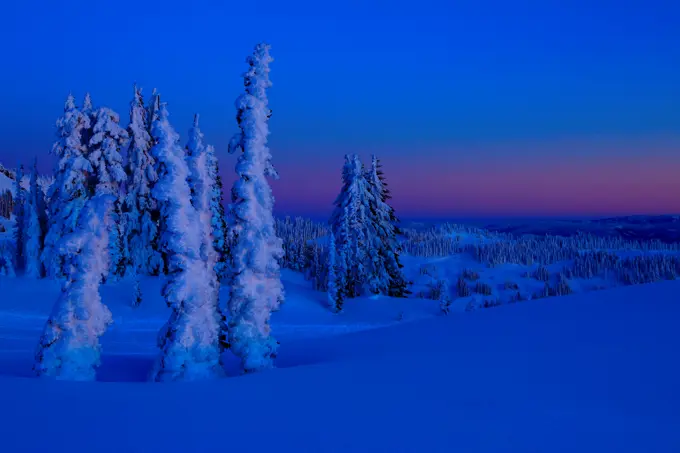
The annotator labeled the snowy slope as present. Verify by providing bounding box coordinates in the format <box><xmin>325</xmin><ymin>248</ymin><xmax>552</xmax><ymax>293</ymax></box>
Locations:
<box><xmin>0</xmin><ymin>279</ymin><xmax>678</xmax><ymax>452</ymax></box>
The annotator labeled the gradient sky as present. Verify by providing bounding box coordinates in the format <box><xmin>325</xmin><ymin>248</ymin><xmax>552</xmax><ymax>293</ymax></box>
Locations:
<box><xmin>2</xmin><ymin>0</ymin><xmax>679</xmax><ymax>218</ymax></box>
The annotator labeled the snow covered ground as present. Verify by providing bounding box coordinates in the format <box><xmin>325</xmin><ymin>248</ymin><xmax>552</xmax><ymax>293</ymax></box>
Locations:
<box><xmin>0</xmin><ymin>275</ymin><xmax>678</xmax><ymax>452</ymax></box>
<box><xmin>0</xmin><ymin>270</ymin><xmax>440</xmax><ymax>381</ymax></box>
<box><xmin>0</xmin><ymin>211</ymin><xmax>679</xmax><ymax>451</ymax></box>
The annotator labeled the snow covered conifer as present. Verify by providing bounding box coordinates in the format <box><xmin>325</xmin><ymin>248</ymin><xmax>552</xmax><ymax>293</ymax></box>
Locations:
<box><xmin>82</xmin><ymin>92</ymin><xmax>94</xmax><ymax>118</ymax></box>
<box><xmin>42</xmin><ymin>95</ymin><xmax>93</xmax><ymax>279</ymax></box>
<box><xmin>186</xmin><ymin>115</ymin><xmax>228</xmax><ymax>286</ymax></box>
<box><xmin>23</xmin><ymin>161</ymin><xmax>46</xmax><ymax>278</ymax></box>
<box><xmin>330</xmin><ymin>154</ymin><xmax>373</xmax><ymax>298</ymax></box>
<box><xmin>89</xmin><ymin>107</ymin><xmax>129</xmax><ymax>279</ymax></box>
<box><xmin>336</xmin><ymin>204</ymin><xmax>351</xmax><ymax>299</ymax></box>
<box><xmin>327</xmin><ymin>232</ymin><xmax>343</xmax><ymax>312</ymax></box>
<box><xmin>147</xmin><ymin>89</ymin><xmax>160</xmax><ymax>132</ymax></box>
<box><xmin>348</xmin><ymin>155</ymin><xmax>372</xmax><ymax>296</ymax></box>
<box><xmin>33</xmin><ymin>158</ymin><xmax>49</xmax><ymax>242</ymax></box>
<box><xmin>185</xmin><ymin>112</ymin><xmax>221</xmax><ymax>335</ymax></box>
<box><xmin>149</xmin><ymin>103</ymin><xmax>222</xmax><ymax>381</ymax></box>
<box><xmin>207</xmin><ymin>145</ymin><xmax>230</xmax><ymax>280</ymax></box>
<box><xmin>147</xmin><ymin>92</ymin><xmax>169</xmax><ymax>273</ymax></box>
<box><xmin>125</xmin><ymin>85</ymin><xmax>163</xmax><ymax>276</ymax></box>
<box><xmin>34</xmin><ymin>193</ymin><xmax>115</xmax><ymax>380</ymax></box>
<box><xmin>13</xmin><ymin>164</ymin><xmax>26</xmax><ymax>272</ymax></box>
<box><xmin>80</xmin><ymin>93</ymin><xmax>96</xmax><ymax>155</ymax></box>
<box><xmin>226</xmin><ymin>43</ymin><xmax>284</xmax><ymax>373</ymax></box>
<box><xmin>365</xmin><ymin>155</ymin><xmax>409</xmax><ymax>297</ymax></box>
<box><xmin>89</xmin><ymin>107</ymin><xmax>128</xmax><ymax>195</ymax></box>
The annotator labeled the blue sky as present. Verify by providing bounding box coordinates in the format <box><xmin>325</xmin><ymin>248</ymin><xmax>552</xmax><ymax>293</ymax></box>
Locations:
<box><xmin>1</xmin><ymin>0</ymin><xmax>679</xmax><ymax>216</ymax></box>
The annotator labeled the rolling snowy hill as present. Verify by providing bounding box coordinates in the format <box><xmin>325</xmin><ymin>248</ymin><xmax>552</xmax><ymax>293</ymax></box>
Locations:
<box><xmin>0</xmin><ymin>278</ymin><xmax>678</xmax><ymax>452</ymax></box>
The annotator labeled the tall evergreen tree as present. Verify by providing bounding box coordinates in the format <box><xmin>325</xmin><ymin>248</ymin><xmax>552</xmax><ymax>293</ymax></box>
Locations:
<box><xmin>125</xmin><ymin>85</ymin><xmax>163</xmax><ymax>276</ymax></box>
<box><xmin>149</xmin><ymin>103</ymin><xmax>222</xmax><ymax>381</ymax></box>
<box><xmin>148</xmin><ymin>92</ymin><xmax>168</xmax><ymax>273</ymax></box>
<box><xmin>42</xmin><ymin>94</ymin><xmax>93</xmax><ymax>279</ymax></box>
<box><xmin>207</xmin><ymin>145</ymin><xmax>230</xmax><ymax>281</ymax></box>
<box><xmin>33</xmin><ymin>157</ymin><xmax>49</xmax><ymax>241</ymax></box>
<box><xmin>34</xmin><ymin>193</ymin><xmax>115</xmax><ymax>380</ymax></box>
<box><xmin>226</xmin><ymin>43</ymin><xmax>284</xmax><ymax>373</ymax></box>
<box><xmin>13</xmin><ymin>164</ymin><xmax>25</xmax><ymax>273</ymax></box>
<box><xmin>23</xmin><ymin>161</ymin><xmax>46</xmax><ymax>278</ymax></box>
<box><xmin>330</xmin><ymin>154</ymin><xmax>373</xmax><ymax>298</ymax></box>
<box><xmin>89</xmin><ymin>107</ymin><xmax>129</xmax><ymax>280</ymax></box>
<box><xmin>185</xmin><ymin>114</ymin><xmax>221</xmax><ymax>292</ymax></box>
<box><xmin>365</xmin><ymin>155</ymin><xmax>409</xmax><ymax>297</ymax></box>
<box><xmin>327</xmin><ymin>232</ymin><xmax>343</xmax><ymax>312</ymax></box>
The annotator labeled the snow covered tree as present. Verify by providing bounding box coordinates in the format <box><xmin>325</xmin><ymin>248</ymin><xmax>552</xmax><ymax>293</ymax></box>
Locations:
<box><xmin>186</xmin><ymin>116</ymin><xmax>229</xmax><ymax>281</ymax></box>
<box><xmin>365</xmin><ymin>155</ymin><xmax>409</xmax><ymax>297</ymax></box>
<box><xmin>208</xmin><ymin>146</ymin><xmax>230</xmax><ymax>281</ymax></box>
<box><xmin>33</xmin><ymin>193</ymin><xmax>115</xmax><ymax>381</ymax></box>
<box><xmin>330</xmin><ymin>154</ymin><xmax>373</xmax><ymax>298</ymax></box>
<box><xmin>147</xmin><ymin>89</ymin><xmax>160</xmax><ymax>133</ymax></box>
<box><xmin>124</xmin><ymin>85</ymin><xmax>163</xmax><ymax>277</ymax></box>
<box><xmin>149</xmin><ymin>103</ymin><xmax>222</xmax><ymax>382</ymax></box>
<box><xmin>80</xmin><ymin>93</ymin><xmax>96</xmax><ymax>156</ymax></box>
<box><xmin>336</xmin><ymin>205</ymin><xmax>351</xmax><ymax>299</ymax></box>
<box><xmin>22</xmin><ymin>160</ymin><xmax>46</xmax><ymax>278</ymax></box>
<box><xmin>33</xmin><ymin>158</ymin><xmax>49</xmax><ymax>240</ymax></box>
<box><xmin>327</xmin><ymin>232</ymin><xmax>343</xmax><ymax>312</ymax></box>
<box><xmin>89</xmin><ymin>107</ymin><xmax>128</xmax><ymax>195</ymax></box>
<box><xmin>13</xmin><ymin>164</ymin><xmax>25</xmax><ymax>272</ymax></box>
<box><xmin>89</xmin><ymin>107</ymin><xmax>129</xmax><ymax>280</ymax></box>
<box><xmin>225</xmin><ymin>43</ymin><xmax>284</xmax><ymax>373</ymax></box>
<box><xmin>147</xmin><ymin>92</ymin><xmax>169</xmax><ymax>273</ymax></box>
<box><xmin>42</xmin><ymin>94</ymin><xmax>93</xmax><ymax>279</ymax></box>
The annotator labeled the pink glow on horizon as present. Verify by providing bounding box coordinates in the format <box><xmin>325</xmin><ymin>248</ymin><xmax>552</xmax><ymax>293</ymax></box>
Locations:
<box><xmin>219</xmin><ymin>138</ymin><xmax>680</xmax><ymax>217</ymax></box>
<box><xmin>385</xmin><ymin>154</ymin><xmax>680</xmax><ymax>216</ymax></box>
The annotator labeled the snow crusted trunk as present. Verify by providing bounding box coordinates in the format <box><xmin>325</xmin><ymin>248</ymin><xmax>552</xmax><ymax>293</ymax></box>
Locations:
<box><xmin>33</xmin><ymin>194</ymin><xmax>115</xmax><ymax>381</ymax></box>
<box><xmin>150</xmin><ymin>104</ymin><xmax>222</xmax><ymax>382</ymax></box>
<box><xmin>226</xmin><ymin>43</ymin><xmax>284</xmax><ymax>373</ymax></box>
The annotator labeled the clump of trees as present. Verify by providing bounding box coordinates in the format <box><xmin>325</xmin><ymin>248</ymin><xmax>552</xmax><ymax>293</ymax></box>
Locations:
<box><xmin>27</xmin><ymin>43</ymin><xmax>283</xmax><ymax>381</ymax></box>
